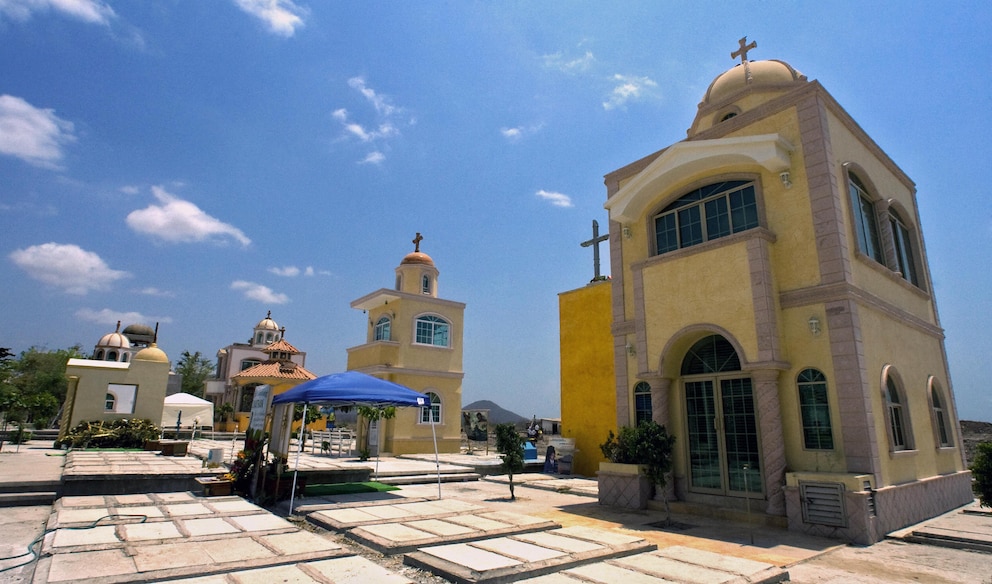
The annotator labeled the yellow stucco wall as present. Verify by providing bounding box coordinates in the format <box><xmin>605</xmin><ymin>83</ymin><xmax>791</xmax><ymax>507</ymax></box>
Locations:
<box><xmin>559</xmin><ymin>280</ymin><xmax>614</xmax><ymax>477</ymax></box>
<box><xmin>63</xmin><ymin>355</ymin><xmax>170</xmax><ymax>434</ymax></box>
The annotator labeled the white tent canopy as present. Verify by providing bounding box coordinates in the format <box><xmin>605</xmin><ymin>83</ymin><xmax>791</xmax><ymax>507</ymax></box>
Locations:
<box><xmin>161</xmin><ymin>392</ymin><xmax>214</xmax><ymax>429</ymax></box>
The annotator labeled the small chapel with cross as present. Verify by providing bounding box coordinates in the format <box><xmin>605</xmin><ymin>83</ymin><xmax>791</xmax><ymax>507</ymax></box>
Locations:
<box><xmin>559</xmin><ymin>38</ymin><xmax>970</xmax><ymax>545</ymax></box>
<box><xmin>346</xmin><ymin>232</ymin><xmax>466</xmax><ymax>454</ymax></box>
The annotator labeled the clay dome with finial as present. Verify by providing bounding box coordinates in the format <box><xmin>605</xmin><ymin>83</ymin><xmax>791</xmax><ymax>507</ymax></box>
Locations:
<box><xmin>701</xmin><ymin>59</ymin><xmax>806</xmax><ymax>108</ymax></box>
<box><xmin>256</xmin><ymin>311</ymin><xmax>279</xmax><ymax>331</ymax></box>
<box><xmin>96</xmin><ymin>322</ymin><xmax>131</xmax><ymax>350</ymax></box>
<box><xmin>401</xmin><ymin>231</ymin><xmax>434</xmax><ymax>266</ymax></box>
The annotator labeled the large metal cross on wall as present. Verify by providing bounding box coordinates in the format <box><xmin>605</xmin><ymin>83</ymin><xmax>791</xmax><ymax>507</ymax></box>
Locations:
<box><xmin>580</xmin><ymin>219</ymin><xmax>609</xmax><ymax>281</ymax></box>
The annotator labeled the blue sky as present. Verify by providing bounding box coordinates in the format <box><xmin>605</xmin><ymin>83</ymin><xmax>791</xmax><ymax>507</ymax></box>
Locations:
<box><xmin>1</xmin><ymin>1</ymin><xmax>990</xmax><ymax>422</ymax></box>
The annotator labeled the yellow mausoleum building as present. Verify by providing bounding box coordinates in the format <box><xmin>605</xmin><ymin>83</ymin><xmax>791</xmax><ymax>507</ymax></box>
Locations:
<box><xmin>347</xmin><ymin>234</ymin><xmax>465</xmax><ymax>454</ymax></box>
<box><xmin>561</xmin><ymin>39</ymin><xmax>971</xmax><ymax>544</ymax></box>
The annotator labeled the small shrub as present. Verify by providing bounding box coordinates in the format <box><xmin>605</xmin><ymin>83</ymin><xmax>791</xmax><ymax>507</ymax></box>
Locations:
<box><xmin>599</xmin><ymin>420</ymin><xmax>676</xmax><ymax>488</ymax></box>
<box><xmin>971</xmin><ymin>442</ymin><xmax>992</xmax><ymax>508</ymax></box>
<box><xmin>55</xmin><ymin>418</ymin><xmax>160</xmax><ymax>449</ymax></box>
<box><xmin>495</xmin><ymin>423</ymin><xmax>525</xmax><ymax>500</ymax></box>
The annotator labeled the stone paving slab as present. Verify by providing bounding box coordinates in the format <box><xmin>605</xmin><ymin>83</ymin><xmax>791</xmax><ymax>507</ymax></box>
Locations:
<box><xmin>894</xmin><ymin>500</ymin><xmax>992</xmax><ymax>553</ymax></box>
<box><xmin>403</xmin><ymin>526</ymin><xmax>655</xmax><ymax>584</ymax></box>
<box><xmin>347</xmin><ymin>510</ymin><xmax>561</xmax><ymax>555</ymax></box>
<box><xmin>159</xmin><ymin>555</ymin><xmax>415</xmax><ymax>583</ymax></box>
<box><xmin>512</xmin><ymin>546</ymin><xmax>787</xmax><ymax>584</ymax></box>
<box><xmin>306</xmin><ymin>498</ymin><xmax>487</xmax><ymax>531</ymax></box>
<box><xmin>33</xmin><ymin>494</ymin><xmax>356</xmax><ymax>583</ymax></box>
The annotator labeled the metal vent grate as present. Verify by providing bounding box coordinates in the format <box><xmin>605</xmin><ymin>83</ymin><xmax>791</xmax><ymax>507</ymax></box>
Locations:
<box><xmin>800</xmin><ymin>481</ymin><xmax>846</xmax><ymax>527</ymax></box>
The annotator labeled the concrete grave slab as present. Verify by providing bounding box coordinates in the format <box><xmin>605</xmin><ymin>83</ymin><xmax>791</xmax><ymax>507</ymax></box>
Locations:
<box><xmin>653</xmin><ymin>545</ymin><xmax>781</xmax><ymax>578</ymax></box>
<box><xmin>347</xmin><ymin>511</ymin><xmax>561</xmax><ymax>555</ymax></box>
<box><xmin>228</xmin><ymin>513</ymin><xmax>296</xmax><ymax>532</ymax></box>
<box><xmin>557</xmin><ymin>562</ymin><xmax>676</xmax><ymax>583</ymax></box>
<box><xmin>180</xmin><ymin>517</ymin><xmax>240</xmax><ymax>537</ymax></box>
<box><xmin>404</xmin><ymin>526</ymin><xmax>656</xmax><ymax>583</ymax></box>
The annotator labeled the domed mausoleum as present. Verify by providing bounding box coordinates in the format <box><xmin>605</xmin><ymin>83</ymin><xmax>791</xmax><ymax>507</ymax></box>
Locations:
<box><xmin>561</xmin><ymin>38</ymin><xmax>970</xmax><ymax>545</ymax></box>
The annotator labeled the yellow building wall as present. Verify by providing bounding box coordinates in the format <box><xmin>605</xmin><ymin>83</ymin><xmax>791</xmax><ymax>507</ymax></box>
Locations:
<box><xmin>63</xmin><ymin>357</ymin><xmax>170</xmax><ymax>434</ymax></box>
<box><xmin>348</xmin><ymin>287</ymin><xmax>465</xmax><ymax>455</ymax></box>
<box><xmin>559</xmin><ymin>280</ymin><xmax>614</xmax><ymax>477</ymax></box>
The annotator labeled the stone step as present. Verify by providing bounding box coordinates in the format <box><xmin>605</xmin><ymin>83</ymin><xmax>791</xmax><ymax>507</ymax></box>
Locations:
<box><xmin>0</xmin><ymin>491</ymin><xmax>58</xmax><ymax>507</ymax></box>
<box><xmin>378</xmin><ymin>472</ymin><xmax>480</xmax><ymax>485</ymax></box>
<box><xmin>0</xmin><ymin>479</ymin><xmax>61</xmax><ymax>494</ymax></box>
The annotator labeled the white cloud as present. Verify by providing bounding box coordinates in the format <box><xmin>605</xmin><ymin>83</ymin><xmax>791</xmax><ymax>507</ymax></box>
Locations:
<box><xmin>543</xmin><ymin>50</ymin><xmax>595</xmax><ymax>74</ymax></box>
<box><xmin>0</xmin><ymin>95</ymin><xmax>76</xmax><ymax>168</ymax></box>
<box><xmin>136</xmin><ymin>286</ymin><xmax>175</xmax><ymax>298</ymax></box>
<box><xmin>500</xmin><ymin>122</ymin><xmax>544</xmax><ymax>142</ymax></box>
<box><xmin>536</xmin><ymin>189</ymin><xmax>573</xmax><ymax>208</ymax></box>
<box><xmin>9</xmin><ymin>242</ymin><xmax>130</xmax><ymax>295</ymax></box>
<box><xmin>75</xmin><ymin>307</ymin><xmax>172</xmax><ymax>326</ymax></box>
<box><xmin>603</xmin><ymin>74</ymin><xmax>658</xmax><ymax>110</ymax></box>
<box><xmin>232</xmin><ymin>0</ymin><xmax>306</xmax><ymax>37</ymax></box>
<box><xmin>304</xmin><ymin>266</ymin><xmax>314</xmax><ymax>277</ymax></box>
<box><xmin>269</xmin><ymin>265</ymin><xmax>300</xmax><ymax>277</ymax></box>
<box><xmin>0</xmin><ymin>0</ymin><xmax>116</xmax><ymax>25</ymax></box>
<box><xmin>360</xmin><ymin>151</ymin><xmax>385</xmax><ymax>165</ymax></box>
<box><xmin>334</xmin><ymin>78</ymin><xmax>408</xmax><ymax>164</ymax></box>
<box><xmin>348</xmin><ymin>77</ymin><xmax>397</xmax><ymax>116</ymax></box>
<box><xmin>126</xmin><ymin>186</ymin><xmax>251</xmax><ymax>247</ymax></box>
<box><xmin>231</xmin><ymin>280</ymin><xmax>289</xmax><ymax>304</ymax></box>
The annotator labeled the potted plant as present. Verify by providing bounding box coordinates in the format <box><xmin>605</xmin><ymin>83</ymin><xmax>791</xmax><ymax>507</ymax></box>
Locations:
<box><xmin>598</xmin><ymin>420</ymin><xmax>675</xmax><ymax>510</ymax></box>
<box><xmin>215</xmin><ymin>403</ymin><xmax>236</xmax><ymax>432</ymax></box>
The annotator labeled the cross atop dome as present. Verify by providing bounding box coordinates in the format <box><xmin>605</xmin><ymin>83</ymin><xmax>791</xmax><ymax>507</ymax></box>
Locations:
<box><xmin>412</xmin><ymin>232</ymin><xmax>423</xmax><ymax>253</ymax></box>
<box><xmin>732</xmin><ymin>36</ymin><xmax>757</xmax><ymax>64</ymax></box>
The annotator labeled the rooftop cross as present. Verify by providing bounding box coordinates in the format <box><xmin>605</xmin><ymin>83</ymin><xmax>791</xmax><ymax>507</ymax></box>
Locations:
<box><xmin>580</xmin><ymin>219</ymin><xmax>609</xmax><ymax>281</ymax></box>
<box><xmin>412</xmin><ymin>232</ymin><xmax>423</xmax><ymax>253</ymax></box>
<box><xmin>731</xmin><ymin>36</ymin><xmax>757</xmax><ymax>64</ymax></box>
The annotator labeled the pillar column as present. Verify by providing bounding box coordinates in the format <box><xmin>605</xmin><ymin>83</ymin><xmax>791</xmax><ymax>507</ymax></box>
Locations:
<box><xmin>751</xmin><ymin>368</ymin><xmax>787</xmax><ymax>516</ymax></box>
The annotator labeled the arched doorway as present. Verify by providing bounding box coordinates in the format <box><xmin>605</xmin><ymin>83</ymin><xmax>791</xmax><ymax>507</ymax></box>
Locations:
<box><xmin>682</xmin><ymin>334</ymin><xmax>762</xmax><ymax>497</ymax></box>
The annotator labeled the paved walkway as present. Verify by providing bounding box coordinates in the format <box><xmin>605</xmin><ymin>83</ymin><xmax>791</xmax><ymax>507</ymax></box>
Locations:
<box><xmin>3</xmin><ymin>439</ymin><xmax>992</xmax><ymax>583</ymax></box>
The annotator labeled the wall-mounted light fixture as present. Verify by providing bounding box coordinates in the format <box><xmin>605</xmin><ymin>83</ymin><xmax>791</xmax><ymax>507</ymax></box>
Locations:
<box><xmin>808</xmin><ymin>315</ymin><xmax>821</xmax><ymax>336</ymax></box>
<box><xmin>622</xmin><ymin>226</ymin><xmax>632</xmax><ymax>239</ymax></box>
<box><xmin>625</xmin><ymin>343</ymin><xmax>636</xmax><ymax>356</ymax></box>
<box><xmin>780</xmin><ymin>171</ymin><xmax>792</xmax><ymax>189</ymax></box>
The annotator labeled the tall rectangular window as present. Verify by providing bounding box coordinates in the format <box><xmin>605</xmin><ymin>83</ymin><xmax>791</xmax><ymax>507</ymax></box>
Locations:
<box><xmin>797</xmin><ymin>369</ymin><xmax>834</xmax><ymax>450</ymax></box>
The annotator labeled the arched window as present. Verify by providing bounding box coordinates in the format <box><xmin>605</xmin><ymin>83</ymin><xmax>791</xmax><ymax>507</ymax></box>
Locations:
<box><xmin>415</xmin><ymin>315</ymin><xmax>449</xmax><ymax>347</ymax></box>
<box><xmin>889</xmin><ymin>209</ymin><xmax>920</xmax><ymax>286</ymax></box>
<box><xmin>374</xmin><ymin>317</ymin><xmax>391</xmax><ymax>341</ymax></box>
<box><xmin>256</xmin><ymin>332</ymin><xmax>264</xmax><ymax>344</ymax></box>
<box><xmin>681</xmin><ymin>335</ymin><xmax>741</xmax><ymax>375</ymax></box>
<box><xmin>885</xmin><ymin>374</ymin><xmax>913</xmax><ymax>451</ymax></box>
<box><xmin>422</xmin><ymin>274</ymin><xmax>432</xmax><ymax>295</ymax></box>
<box><xmin>96</xmin><ymin>350</ymin><xmax>105</xmax><ymax>360</ymax></box>
<box><xmin>930</xmin><ymin>380</ymin><xmax>952</xmax><ymax>447</ymax></box>
<box><xmin>420</xmin><ymin>391</ymin><xmax>441</xmax><ymax>424</ymax></box>
<box><xmin>848</xmin><ymin>173</ymin><xmax>884</xmax><ymax>264</ymax></box>
<box><xmin>633</xmin><ymin>382</ymin><xmax>652</xmax><ymax>425</ymax></box>
<box><xmin>797</xmin><ymin>369</ymin><xmax>834</xmax><ymax>450</ymax></box>
<box><xmin>105</xmin><ymin>393</ymin><xmax>116</xmax><ymax>412</ymax></box>
<box><xmin>266</xmin><ymin>333</ymin><xmax>273</xmax><ymax>342</ymax></box>
<box><xmin>121</xmin><ymin>353</ymin><xmax>129</xmax><ymax>363</ymax></box>
<box><xmin>108</xmin><ymin>350</ymin><xmax>118</xmax><ymax>361</ymax></box>
<box><xmin>654</xmin><ymin>180</ymin><xmax>758</xmax><ymax>255</ymax></box>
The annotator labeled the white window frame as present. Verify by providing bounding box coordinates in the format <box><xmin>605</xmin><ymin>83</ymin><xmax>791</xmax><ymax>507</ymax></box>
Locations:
<box><xmin>420</xmin><ymin>391</ymin><xmax>441</xmax><ymax>424</ymax></box>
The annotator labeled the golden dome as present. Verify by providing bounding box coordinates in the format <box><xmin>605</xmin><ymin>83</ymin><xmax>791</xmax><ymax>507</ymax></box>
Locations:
<box><xmin>701</xmin><ymin>59</ymin><xmax>805</xmax><ymax>108</ymax></box>
<box><xmin>401</xmin><ymin>251</ymin><xmax>435</xmax><ymax>266</ymax></box>
<box><xmin>133</xmin><ymin>343</ymin><xmax>169</xmax><ymax>363</ymax></box>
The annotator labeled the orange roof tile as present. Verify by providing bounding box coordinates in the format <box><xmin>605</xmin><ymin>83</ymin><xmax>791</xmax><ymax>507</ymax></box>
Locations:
<box><xmin>232</xmin><ymin>360</ymin><xmax>316</xmax><ymax>381</ymax></box>
<box><xmin>264</xmin><ymin>339</ymin><xmax>302</xmax><ymax>354</ymax></box>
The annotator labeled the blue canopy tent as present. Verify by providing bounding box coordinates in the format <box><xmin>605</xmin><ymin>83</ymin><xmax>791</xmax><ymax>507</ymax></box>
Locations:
<box><xmin>270</xmin><ymin>371</ymin><xmax>441</xmax><ymax>512</ymax></box>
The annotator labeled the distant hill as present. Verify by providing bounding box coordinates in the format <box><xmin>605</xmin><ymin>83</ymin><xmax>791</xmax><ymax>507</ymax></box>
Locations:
<box><xmin>463</xmin><ymin>400</ymin><xmax>529</xmax><ymax>426</ymax></box>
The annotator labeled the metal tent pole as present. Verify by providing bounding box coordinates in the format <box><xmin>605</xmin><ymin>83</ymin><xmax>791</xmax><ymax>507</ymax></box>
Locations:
<box><xmin>288</xmin><ymin>403</ymin><xmax>307</xmax><ymax>516</ymax></box>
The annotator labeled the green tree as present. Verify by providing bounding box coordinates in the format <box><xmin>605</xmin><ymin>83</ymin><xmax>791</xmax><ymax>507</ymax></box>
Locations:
<box><xmin>356</xmin><ymin>405</ymin><xmax>396</xmax><ymax>460</ymax></box>
<box><xmin>1</xmin><ymin>345</ymin><xmax>84</xmax><ymax>429</ymax></box>
<box><xmin>495</xmin><ymin>422</ymin><xmax>525</xmax><ymax>500</ymax></box>
<box><xmin>174</xmin><ymin>350</ymin><xmax>214</xmax><ymax>397</ymax></box>
<box><xmin>971</xmin><ymin>442</ymin><xmax>992</xmax><ymax>508</ymax></box>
